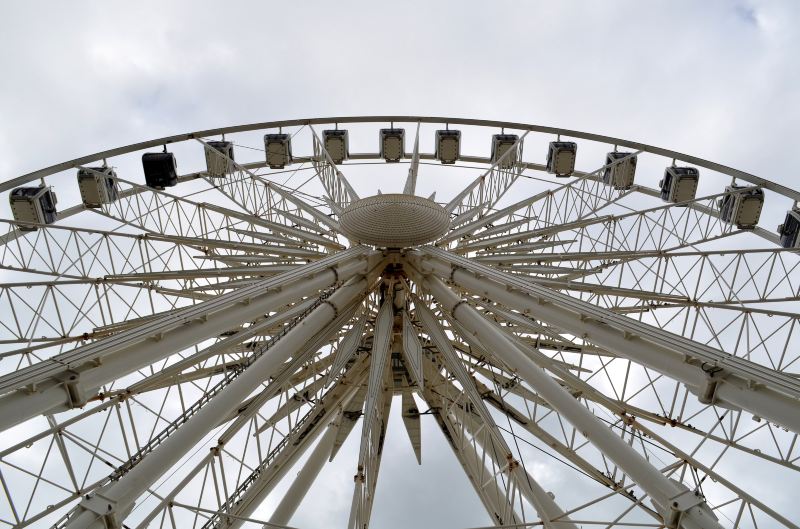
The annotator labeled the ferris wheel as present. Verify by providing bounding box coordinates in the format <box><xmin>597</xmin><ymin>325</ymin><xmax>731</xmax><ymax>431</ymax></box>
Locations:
<box><xmin>0</xmin><ymin>115</ymin><xmax>798</xmax><ymax>529</ymax></box>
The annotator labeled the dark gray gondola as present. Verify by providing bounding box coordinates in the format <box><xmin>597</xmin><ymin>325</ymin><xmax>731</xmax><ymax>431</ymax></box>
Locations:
<box><xmin>142</xmin><ymin>151</ymin><xmax>178</xmax><ymax>189</ymax></box>
<box><xmin>778</xmin><ymin>209</ymin><xmax>800</xmax><ymax>248</ymax></box>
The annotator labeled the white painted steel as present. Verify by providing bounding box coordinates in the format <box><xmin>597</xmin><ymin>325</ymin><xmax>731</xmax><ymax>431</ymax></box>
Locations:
<box><xmin>409</xmin><ymin>267</ymin><xmax>724</xmax><ymax>529</ymax></box>
<box><xmin>339</xmin><ymin>194</ymin><xmax>450</xmax><ymax>247</ymax></box>
<box><xmin>412</xmin><ymin>247</ymin><xmax>800</xmax><ymax>434</ymax></box>
<box><xmin>268</xmin><ymin>420</ymin><xmax>340</xmax><ymax>526</ymax></box>
<box><xmin>414</xmin><ymin>299</ymin><xmax>578</xmax><ymax>529</ymax></box>
<box><xmin>4</xmin><ymin>115</ymin><xmax>800</xmax><ymax>529</ymax></box>
<box><xmin>65</xmin><ymin>274</ymin><xmax>378</xmax><ymax>529</ymax></box>
<box><xmin>0</xmin><ymin>249</ymin><xmax>371</xmax><ymax>430</ymax></box>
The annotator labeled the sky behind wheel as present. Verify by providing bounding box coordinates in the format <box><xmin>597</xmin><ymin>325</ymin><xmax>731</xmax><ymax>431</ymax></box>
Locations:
<box><xmin>1</xmin><ymin>2</ymin><xmax>799</xmax><ymax>529</ymax></box>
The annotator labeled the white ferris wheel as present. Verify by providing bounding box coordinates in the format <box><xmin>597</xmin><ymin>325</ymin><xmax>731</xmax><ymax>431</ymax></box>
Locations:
<box><xmin>0</xmin><ymin>116</ymin><xmax>798</xmax><ymax>529</ymax></box>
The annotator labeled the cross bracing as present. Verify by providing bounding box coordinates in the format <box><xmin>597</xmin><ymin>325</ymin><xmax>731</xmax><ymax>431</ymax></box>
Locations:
<box><xmin>0</xmin><ymin>116</ymin><xmax>798</xmax><ymax>529</ymax></box>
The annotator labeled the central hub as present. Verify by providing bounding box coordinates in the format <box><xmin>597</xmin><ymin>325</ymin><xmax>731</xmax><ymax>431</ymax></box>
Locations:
<box><xmin>339</xmin><ymin>194</ymin><xmax>451</xmax><ymax>248</ymax></box>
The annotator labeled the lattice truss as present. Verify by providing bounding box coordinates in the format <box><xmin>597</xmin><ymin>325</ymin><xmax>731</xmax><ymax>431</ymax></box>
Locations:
<box><xmin>0</xmin><ymin>117</ymin><xmax>798</xmax><ymax>529</ymax></box>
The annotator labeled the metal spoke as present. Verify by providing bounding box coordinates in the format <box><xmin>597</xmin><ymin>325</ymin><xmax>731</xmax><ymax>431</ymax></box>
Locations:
<box><xmin>309</xmin><ymin>126</ymin><xmax>359</xmax><ymax>208</ymax></box>
<box><xmin>445</xmin><ymin>132</ymin><xmax>528</xmax><ymax>216</ymax></box>
<box><xmin>2</xmin><ymin>115</ymin><xmax>799</xmax><ymax>529</ymax></box>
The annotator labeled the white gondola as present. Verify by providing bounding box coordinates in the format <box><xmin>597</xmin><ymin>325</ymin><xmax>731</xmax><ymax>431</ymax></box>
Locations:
<box><xmin>546</xmin><ymin>141</ymin><xmax>577</xmax><ymax>177</ymax></box>
<box><xmin>491</xmin><ymin>134</ymin><xmax>519</xmax><ymax>168</ymax></box>
<box><xmin>718</xmin><ymin>184</ymin><xmax>764</xmax><ymax>228</ymax></box>
<box><xmin>602</xmin><ymin>151</ymin><xmax>637</xmax><ymax>190</ymax></box>
<box><xmin>204</xmin><ymin>140</ymin><xmax>235</xmax><ymax>177</ymax></box>
<box><xmin>264</xmin><ymin>133</ymin><xmax>292</xmax><ymax>169</ymax></box>
<box><xmin>77</xmin><ymin>166</ymin><xmax>118</xmax><ymax>207</ymax></box>
<box><xmin>9</xmin><ymin>185</ymin><xmax>58</xmax><ymax>230</ymax></box>
<box><xmin>659</xmin><ymin>166</ymin><xmax>699</xmax><ymax>203</ymax></box>
<box><xmin>380</xmin><ymin>128</ymin><xmax>405</xmax><ymax>162</ymax></box>
<box><xmin>323</xmin><ymin>129</ymin><xmax>349</xmax><ymax>164</ymax></box>
<box><xmin>435</xmin><ymin>129</ymin><xmax>461</xmax><ymax>164</ymax></box>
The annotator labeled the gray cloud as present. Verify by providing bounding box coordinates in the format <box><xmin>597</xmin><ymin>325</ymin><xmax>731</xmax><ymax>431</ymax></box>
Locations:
<box><xmin>1</xmin><ymin>1</ymin><xmax>799</xmax><ymax>527</ymax></box>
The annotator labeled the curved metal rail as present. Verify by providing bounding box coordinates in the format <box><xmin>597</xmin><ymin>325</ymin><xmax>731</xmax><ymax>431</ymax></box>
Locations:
<box><xmin>3</xmin><ymin>115</ymin><xmax>796</xmax><ymax>202</ymax></box>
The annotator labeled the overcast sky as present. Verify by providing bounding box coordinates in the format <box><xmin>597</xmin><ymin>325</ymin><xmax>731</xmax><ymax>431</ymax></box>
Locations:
<box><xmin>2</xmin><ymin>1</ymin><xmax>799</xmax><ymax>183</ymax></box>
<box><xmin>1</xmin><ymin>1</ymin><xmax>799</xmax><ymax>528</ymax></box>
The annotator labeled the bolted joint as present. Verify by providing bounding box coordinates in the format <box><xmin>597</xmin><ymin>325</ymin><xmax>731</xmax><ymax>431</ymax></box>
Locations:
<box><xmin>60</xmin><ymin>371</ymin><xmax>88</xmax><ymax>409</ymax></box>
<box><xmin>696</xmin><ymin>363</ymin><xmax>726</xmax><ymax>405</ymax></box>
<box><xmin>505</xmin><ymin>454</ymin><xmax>519</xmax><ymax>472</ymax></box>
<box><xmin>652</xmin><ymin>479</ymin><xmax>717</xmax><ymax>529</ymax></box>
<box><xmin>354</xmin><ymin>463</ymin><xmax>365</xmax><ymax>483</ymax></box>
<box><xmin>449</xmin><ymin>265</ymin><xmax>464</xmax><ymax>284</ymax></box>
<box><xmin>697</xmin><ymin>379</ymin><xmax>720</xmax><ymax>405</ymax></box>
<box><xmin>664</xmin><ymin>488</ymin><xmax>706</xmax><ymax>529</ymax></box>
<box><xmin>79</xmin><ymin>490</ymin><xmax>132</xmax><ymax>529</ymax></box>
<box><xmin>450</xmin><ymin>299</ymin><xmax>469</xmax><ymax>318</ymax></box>
<box><xmin>320</xmin><ymin>299</ymin><xmax>339</xmax><ymax>319</ymax></box>
<box><xmin>327</xmin><ymin>265</ymin><xmax>339</xmax><ymax>284</ymax></box>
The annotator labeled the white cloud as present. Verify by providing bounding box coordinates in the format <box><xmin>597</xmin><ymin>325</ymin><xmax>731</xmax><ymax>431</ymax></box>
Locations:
<box><xmin>1</xmin><ymin>1</ymin><xmax>799</xmax><ymax>527</ymax></box>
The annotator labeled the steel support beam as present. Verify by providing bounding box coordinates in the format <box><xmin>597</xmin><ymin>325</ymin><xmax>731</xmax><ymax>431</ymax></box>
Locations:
<box><xmin>124</xmin><ymin>298</ymin><xmax>319</xmax><ymax>395</ymax></box>
<box><xmin>631</xmin><ymin>419</ymin><xmax>800</xmax><ymax>529</ymax></box>
<box><xmin>413</xmin><ymin>247</ymin><xmax>800</xmax><ymax>434</ymax></box>
<box><xmin>310</xmin><ymin>125</ymin><xmax>359</xmax><ymax>207</ymax></box>
<box><xmin>0</xmin><ymin>248</ymin><xmax>373</xmax><ymax>430</ymax></box>
<box><xmin>431</xmin><ymin>408</ymin><xmax>520</xmax><ymax>526</ymax></box>
<box><xmin>268</xmin><ymin>419</ymin><xmax>341</xmax><ymax>526</ymax></box>
<box><xmin>224</xmin><ymin>366</ymin><xmax>371</xmax><ymax>529</ymax></box>
<box><xmin>326</xmin><ymin>312</ymin><xmax>367</xmax><ymax>385</ymax></box>
<box><xmin>265</xmin><ymin>180</ymin><xmax>341</xmax><ymax>232</ymax></box>
<box><xmin>402</xmin><ymin>122</ymin><xmax>421</xmax><ymax>195</ymax></box>
<box><xmin>349</xmin><ymin>294</ymin><xmax>394</xmax><ymax>529</ymax></box>
<box><xmin>417</xmin><ymin>349</ymin><xmax>578</xmax><ymax>528</ymax></box>
<box><xmin>414</xmin><ymin>300</ymin><xmax>577</xmax><ymax>528</ymax></box>
<box><xmin>130</xmin><ymin>334</ymin><xmax>370</xmax><ymax>529</ymax></box>
<box><xmin>445</xmin><ymin>132</ymin><xmax>528</xmax><ymax>215</ymax></box>
<box><xmin>407</xmin><ymin>263</ymin><xmax>724</xmax><ymax>529</ymax></box>
<box><xmin>63</xmin><ymin>268</ymin><xmax>380</xmax><ymax>529</ymax></box>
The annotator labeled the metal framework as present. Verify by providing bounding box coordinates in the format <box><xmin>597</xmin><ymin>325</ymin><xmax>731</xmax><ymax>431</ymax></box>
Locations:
<box><xmin>0</xmin><ymin>116</ymin><xmax>798</xmax><ymax>529</ymax></box>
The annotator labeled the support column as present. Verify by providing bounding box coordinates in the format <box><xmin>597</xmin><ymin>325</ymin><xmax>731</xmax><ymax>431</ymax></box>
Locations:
<box><xmin>65</xmin><ymin>268</ymin><xmax>380</xmax><ymax>529</ymax></box>
<box><xmin>225</xmin><ymin>366</ymin><xmax>371</xmax><ymax>529</ymax></box>
<box><xmin>414</xmin><ymin>248</ymin><xmax>800</xmax><ymax>434</ymax></box>
<box><xmin>269</xmin><ymin>419</ymin><xmax>340</xmax><ymax>526</ymax></box>
<box><xmin>0</xmin><ymin>249</ymin><xmax>371</xmax><ymax>430</ymax></box>
<box><xmin>414</xmin><ymin>300</ymin><xmax>577</xmax><ymax>529</ymax></box>
<box><xmin>348</xmin><ymin>294</ymin><xmax>394</xmax><ymax>529</ymax></box>
<box><xmin>408</xmin><ymin>265</ymin><xmax>723</xmax><ymax>529</ymax></box>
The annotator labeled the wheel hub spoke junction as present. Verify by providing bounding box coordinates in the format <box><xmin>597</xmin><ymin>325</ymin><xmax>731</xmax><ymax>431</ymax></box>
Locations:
<box><xmin>0</xmin><ymin>116</ymin><xmax>798</xmax><ymax>529</ymax></box>
<box><xmin>339</xmin><ymin>194</ymin><xmax>451</xmax><ymax>247</ymax></box>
